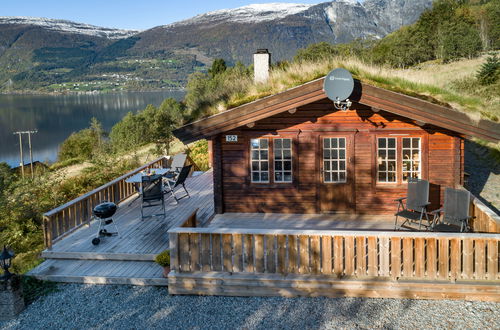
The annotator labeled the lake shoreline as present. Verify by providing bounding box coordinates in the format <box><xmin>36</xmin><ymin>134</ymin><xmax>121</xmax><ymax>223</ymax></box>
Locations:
<box><xmin>0</xmin><ymin>87</ymin><xmax>186</xmax><ymax>96</ymax></box>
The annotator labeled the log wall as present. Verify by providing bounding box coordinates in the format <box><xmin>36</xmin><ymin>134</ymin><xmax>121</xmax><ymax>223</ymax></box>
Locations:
<box><xmin>215</xmin><ymin>99</ymin><xmax>462</xmax><ymax>214</ymax></box>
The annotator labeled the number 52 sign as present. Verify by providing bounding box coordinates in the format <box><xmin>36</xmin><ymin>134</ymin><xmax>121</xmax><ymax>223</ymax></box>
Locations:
<box><xmin>226</xmin><ymin>135</ymin><xmax>238</xmax><ymax>142</ymax></box>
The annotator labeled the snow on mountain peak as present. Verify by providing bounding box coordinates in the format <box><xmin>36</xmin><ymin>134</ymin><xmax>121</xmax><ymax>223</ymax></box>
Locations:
<box><xmin>168</xmin><ymin>3</ymin><xmax>315</xmax><ymax>26</ymax></box>
<box><xmin>0</xmin><ymin>16</ymin><xmax>139</xmax><ymax>39</ymax></box>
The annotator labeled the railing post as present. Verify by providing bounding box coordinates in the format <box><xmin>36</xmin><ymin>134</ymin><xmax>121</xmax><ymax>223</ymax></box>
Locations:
<box><xmin>43</xmin><ymin>216</ymin><xmax>53</xmax><ymax>250</ymax></box>
<box><xmin>169</xmin><ymin>232</ymin><xmax>178</xmax><ymax>273</ymax></box>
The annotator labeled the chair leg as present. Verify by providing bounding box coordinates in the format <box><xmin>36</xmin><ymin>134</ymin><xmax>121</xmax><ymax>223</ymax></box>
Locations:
<box><xmin>183</xmin><ymin>183</ymin><xmax>190</xmax><ymax>198</ymax></box>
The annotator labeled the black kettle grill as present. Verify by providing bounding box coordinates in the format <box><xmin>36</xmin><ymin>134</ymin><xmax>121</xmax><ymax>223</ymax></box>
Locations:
<box><xmin>91</xmin><ymin>202</ymin><xmax>119</xmax><ymax>245</ymax></box>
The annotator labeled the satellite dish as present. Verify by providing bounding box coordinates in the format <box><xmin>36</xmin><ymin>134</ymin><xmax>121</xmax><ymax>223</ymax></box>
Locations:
<box><xmin>323</xmin><ymin>68</ymin><xmax>354</xmax><ymax>102</ymax></box>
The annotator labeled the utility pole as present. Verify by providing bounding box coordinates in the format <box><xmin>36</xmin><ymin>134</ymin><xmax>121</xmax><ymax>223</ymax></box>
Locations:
<box><xmin>13</xmin><ymin>130</ymin><xmax>38</xmax><ymax>178</ymax></box>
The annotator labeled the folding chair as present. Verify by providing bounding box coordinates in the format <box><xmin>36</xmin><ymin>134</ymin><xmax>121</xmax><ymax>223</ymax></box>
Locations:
<box><xmin>141</xmin><ymin>174</ymin><xmax>166</xmax><ymax>220</ymax></box>
<box><xmin>168</xmin><ymin>153</ymin><xmax>188</xmax><ymax>176</ymax></box>
<box><xmin>431</xmin><ymin>188</ymin><xmax>472</xmax><ymax>232</ymax></box>
<box><xmin>163</xmin><ymin>165</ymin><xmax>192</xmax><ymax>203</ymax></box>
<box><xmin>394</xmin><ymin>178</ymin><xmax>431</xmax><ymax>230</ymax></box>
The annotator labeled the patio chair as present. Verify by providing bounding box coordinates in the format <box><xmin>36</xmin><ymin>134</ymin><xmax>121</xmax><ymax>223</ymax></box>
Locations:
<box><xmin>163</xmin><ymin>165</ymin><xmax>192</xmax><ymax>203</ymax></box>
<box><xmin>141</xmin><ymin>174</ymin><xmax>166</xmax><ymax>220</ymax></box>
<box><xmin>394</xmin><ymin>178</ymin><xmax>431</xmax><ymax>230</ymax></box>
<box><xmin>168</xmin><ymin>153</ymin><xmax>188</xmax><ymax>177</ymax></box>
<box><xmin>431</xmin><ymin>188</ymin><xmax>472</xmax><ymax>232</ymax></box>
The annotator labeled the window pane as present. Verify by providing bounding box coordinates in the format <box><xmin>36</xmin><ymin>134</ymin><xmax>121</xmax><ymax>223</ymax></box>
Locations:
<box><xmin>388</xmin><ymin>138</ymin><xmax>396</xmax><ymax>148</ymax></box>
<box><xmin>260</xmin><ymin>139</ymin><xmax>268</xmax><ymax>148</ymax></box>
<box><xmin>324</xmin><ymin>138</ymin><xmax>330</xmax><ymax>148</ymax></box>
<box><xmin>252</xmin><ymin>173</ymin><xmax>260</xmax><ymax>182</ymax></box>
<box><xmin>275</xmin><ymin>172</ymin><xmax>282</xmax><ymax>181</ymax></box>
<box><xmin>339</xmin><ymin>161</ymin><xmax>345</xmax><ymax>171</ymax></box>
<box><xmin>325</xmin><ymin>172</ymin><xmax>331</xmax><ymax>182</ymax></box>
<box><xmin>332</xmin><ymin>139</ymin><xmax>338</xmax><ymax>148</ymax></box>
<box><xmin>276</xmin><ymin>162</ymin><xmax>282</xmax><ymax>170</ymax></box>
<box><xmin>283</xmin><ymin>139</ymin><xmax>291</xmax><ymax>148</ymax></box>
<box><xmin>274</xmin><ymin>150</ymin><xmax>282</xmax><ymax>160</ymax></box>
<box><xmin>388</xmin><ymin>172</ymin><xmax>396</xmax><ymax>182</ymax></box>
<box><xmin>252</xmin><ymin>150</ymin><xmax>259</xmax><ymax>159</ymax></box>
<box><xmin>339</xmin><ymin>149</ymin><xmax>345</xmax><ymax>159</ymax></box>
<box><xmin>412</xmin><ymin>138</ymin><xmax>419</xmax><ymax>148</ymax></box>
<box><xmin>379</xmin><ymin>139</ymin><xmax>386</xmax><ymax>148</ymax></box>
<box><xmin>284</xmin><ymin>161</ymin><xmax>291</xmax><ymax>171</ymax></box>
<box><xmin>261</xmin><ymin>172</ymin><xmax>269</xmax><ymax>181</ymax></box>
<box><xmin>324</xmin><ymin>150</ymin><xmax>331</xmax><ymax>159</ymax></box>
<box><xmin>283</xmin><ymin>150</ymin><xmax>291</xmax><ymax>159</ymax></box>
<box><xmin>388</xmin><ymin>149</ymin><xmax>396</xmax><ymax>160</ymax></box>
<box><xmin>403</xmin><ymin>138</ymin><xmax>410</xmax><ymax>148</ymax></box>
<box><xmin>260</xmin><ymin>150</ymin><xmax>268</xmax><ymax>159</ymax></box>
<box><xmin>261</xmin><ymin>162</ymin><xmax>268</xmax><ymax>171</ymax></box>
<box><xmin>252</xmin><ymin>161</ymin><xmax>259</xmax><ymax>171</ymax></box>
<box><xmin>324</xmin><ymin>161</ymin><xmax>330</xmax><ymax>171</ymax></box>
<box><xmin>332</xmin><ymin>150</ymin><xmax>338</xmax><ymax>159</ymax></box>
<box><xmin>339</xmin><ymin>172</ymin><xmax>346</xmax><ymax>182</ymax></box>
<box><xmin>251</xmin><ymin>139</ymin><xmax>260</xmax><ymax>148</ymax></box>
<box><xmin>275</xmin><ymin>139</ymin><xmax>282</xmax><ymax>148</ymax></box>
<box><xmin>333</xmin><ymin>161</ymin><xmax>338</xmax><ymax>171</ymax></box>
<box><xmin>339</xmin><ymin>138</ymin><xmax>345</xmax><ymax>148</ymax></box>
<box><xmin>284</xmin><ymin>173</ymin><xmax>292</xmax><ymax>182</ymax></box>
<box><xmin>332</xmin><ymin>173</ymin><xmax>339</xmax><ymax>182</ymax></box>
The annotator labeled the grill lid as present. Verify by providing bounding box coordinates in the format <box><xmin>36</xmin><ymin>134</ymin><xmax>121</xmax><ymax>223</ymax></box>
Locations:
<box><xmin>93</xmin><ymin>202</ymin><xmax>117</xmax><ymax>219</ymax></box>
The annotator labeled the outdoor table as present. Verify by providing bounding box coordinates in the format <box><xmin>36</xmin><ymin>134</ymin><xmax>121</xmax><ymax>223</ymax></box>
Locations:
<box><xmin>125</xmin><ymin>168</ymin><xmax>170</xmax><ymax>184</ymax></box>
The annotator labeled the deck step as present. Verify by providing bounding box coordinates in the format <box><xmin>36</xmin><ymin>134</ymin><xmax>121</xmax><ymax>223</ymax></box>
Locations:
<box><xmin>41</xmin><ymin>251</ymin><xmax>157</xmax><ymax>261</ymax></box>
<box><xmin>27</xmin><ymin>259</ymin><xmax>168</xmax><ymax>286</ymax></box>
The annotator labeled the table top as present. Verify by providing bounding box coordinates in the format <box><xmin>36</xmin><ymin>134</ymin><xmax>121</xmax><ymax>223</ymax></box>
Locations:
<box><xmin>125</xmin><ymin>168</ymin><xmax>170</xmax><ymax>183</ymax></box>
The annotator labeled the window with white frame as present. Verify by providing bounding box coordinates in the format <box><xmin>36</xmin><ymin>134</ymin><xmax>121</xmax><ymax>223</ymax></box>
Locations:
<box><xmin>377</xmin><ymin>137</ymin><xmax>397</xmax><ymax>183</ymax></box>
<box><xmin>323</xmin><ymin>137</ymin><xmax>347</xmax><ymax>183</ymax></box>
<box><xmin>250</xmin><ymin>138</ymin><xmax>269</xmax><ymax>182</ymax></box>
<box><xmin>402</xmin><ymin>137</ymin><xmax>421</xmax><ymax>181</ymax></box>
<box><xmin>274</xmin><ymin>138</ymin><xmax>292</xmax><ymax>182</ymax></box>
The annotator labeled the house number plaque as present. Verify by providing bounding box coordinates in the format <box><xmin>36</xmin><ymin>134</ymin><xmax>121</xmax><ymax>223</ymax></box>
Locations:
<box><xmin>226</xmin><ymin>135</ymin><xmax>238</xmax><ymax>142</ymax></box>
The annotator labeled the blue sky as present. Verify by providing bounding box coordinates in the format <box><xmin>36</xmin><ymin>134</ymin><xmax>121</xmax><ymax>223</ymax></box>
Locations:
<box><xmin>2</xmin><ymin>1</ymin><xmax>330</xmax><ymax>30</ymax></box>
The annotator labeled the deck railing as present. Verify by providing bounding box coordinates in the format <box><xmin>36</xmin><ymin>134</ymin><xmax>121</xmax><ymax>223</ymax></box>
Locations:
<box><xmin>43</xmin><ymin>156</ymin><xmax>170</xmax><ymax>249</ymax></box>
<box><xmin>469</xmin><ymin>193</ymin><xmax>500</xmax><ymax>233</ymax></box>
<box><xmin>169</xmin><ymin>227</ymin><xmax>499</xmax><ymax>282</ymax></box>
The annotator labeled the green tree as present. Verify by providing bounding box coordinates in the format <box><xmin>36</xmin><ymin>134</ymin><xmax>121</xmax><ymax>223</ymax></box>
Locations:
<box><xmin>208</xmin><ymin>58</ymin><xmax>227</xmax><ymax>77</ymax></box>
<box><xmin>109</xmin><ymin>109</ymin><xmax>151</xmax><ymax>153</ymax></box>
<box><xmin>58</xmin><ymin>118</ymin><xmax>106</xmax><ymax>161</ymax></box>
<box><xmin>150</xmin><ymin>98</ymin><xmax>184</xmax><ymax>155</ymax></box>
<box><xmin>477</xmin><ymin>54</ymin><xmax>500</xmax><ymax>85</ymax></box>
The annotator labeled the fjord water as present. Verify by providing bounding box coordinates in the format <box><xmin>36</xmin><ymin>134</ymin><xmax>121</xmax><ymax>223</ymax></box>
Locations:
<box><xmin>0</xmin><ymin>91</ymin><xmax>184</xmax><ymax>167</ymax></box>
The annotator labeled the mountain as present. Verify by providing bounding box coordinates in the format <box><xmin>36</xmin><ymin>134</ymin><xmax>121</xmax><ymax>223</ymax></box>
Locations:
<box><xmin>131</xmin><ymin>0</ymin><xmax>433</xmax><ymax>64</ymax></box>
<box><xmin>0</xmin><ymin>0</ymin><xmax>433</xmax><ymax>92</ymax></box>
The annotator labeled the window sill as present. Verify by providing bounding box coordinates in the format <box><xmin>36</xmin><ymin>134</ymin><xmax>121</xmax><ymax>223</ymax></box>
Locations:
<box><xmin>249</xmin><ymin>183</ymin><xmax>296</xmax><ymax>189</ymax></box>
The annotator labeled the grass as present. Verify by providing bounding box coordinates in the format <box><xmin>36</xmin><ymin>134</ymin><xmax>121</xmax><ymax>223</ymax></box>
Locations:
<box><xmin>213</xmin><ymin>55</ymin><xmax>499</xmax><ymax>124</ymax></box>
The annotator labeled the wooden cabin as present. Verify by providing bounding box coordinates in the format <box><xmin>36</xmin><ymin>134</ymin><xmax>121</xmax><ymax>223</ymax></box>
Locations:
<box><xmin>174</xmin><ymin>78</ymin><xmax>500</xmax><ymax>217</ymax></box>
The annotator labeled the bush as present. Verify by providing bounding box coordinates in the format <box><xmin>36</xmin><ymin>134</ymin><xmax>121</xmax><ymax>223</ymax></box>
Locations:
<box><xmin>155</xmin><ymin>250</ymin><xmax>170</xmax><ymax>267</ymax></box>
<box><xmin>188</xmin><ymin>140</ymin><xmax>210</xmax><ymax>171</ymax></box>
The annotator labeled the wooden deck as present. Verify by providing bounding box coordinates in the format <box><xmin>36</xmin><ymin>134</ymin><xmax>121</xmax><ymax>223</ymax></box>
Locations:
<box><xmin>28</xmin><ymin>170</ymin><xmax>214</xmax><ymax>286</ymax></box>
<box><xmin>206</xmin><ymin>213</ymin><xmax>398</xmax><ymax>231</ymax></box>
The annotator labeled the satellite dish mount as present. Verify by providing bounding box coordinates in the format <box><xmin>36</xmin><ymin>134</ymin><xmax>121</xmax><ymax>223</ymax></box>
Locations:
<box><xmin>323</xmin><ymin>68</ymin><xmax>354</xmax><ymax>111</ymax></box>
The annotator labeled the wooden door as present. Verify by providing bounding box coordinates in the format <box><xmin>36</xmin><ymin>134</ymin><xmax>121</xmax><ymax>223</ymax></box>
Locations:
<box><xmin>319</xmin><ymin>135</ymin><xmax>355</xmax><ymax>213</ymax></box>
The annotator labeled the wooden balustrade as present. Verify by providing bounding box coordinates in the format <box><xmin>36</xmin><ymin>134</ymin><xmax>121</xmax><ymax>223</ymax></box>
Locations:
<box><xmin>469</xmin><ymin>193</ymin><xmax>500</xmax><ymax>233</ymax></box>
<box><xmin>43</xmin><ymin>156</ymin><xmax>170</xmax><ymax>249</ymax></box>
<box><xmin>169</xmin><ymin>228</ymin><xmax>500</xmax><ymax>282</ymax></box>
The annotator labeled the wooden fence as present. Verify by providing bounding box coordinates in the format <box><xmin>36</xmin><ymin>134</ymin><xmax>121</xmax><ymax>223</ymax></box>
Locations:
<box><xmin>43</xmin><ymin>156</ymin><xmax>169</xmax><ymax>249</ymax></box>
<box><xmin>168</xmin><ymin>226</ymin><xmax>500</xmax><ymax>300</ymax></box>
<box><xmin>469</xmin><ymin>193</ymin><xmax>500</xmax><ymax>233</ymax></box>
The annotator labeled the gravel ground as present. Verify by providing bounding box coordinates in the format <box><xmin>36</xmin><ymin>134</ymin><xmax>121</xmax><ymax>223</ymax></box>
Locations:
<box><xmin>0</xmin><ymin>283</ymin><xmax>499</xmax><ymax>329</ymax></box>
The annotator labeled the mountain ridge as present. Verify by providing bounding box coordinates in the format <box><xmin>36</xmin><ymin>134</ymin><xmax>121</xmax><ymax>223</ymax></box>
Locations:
<box><xmin>0</xmin><ymin>0</ymin><xmax>433</xmax><ymax>92</ymax></box>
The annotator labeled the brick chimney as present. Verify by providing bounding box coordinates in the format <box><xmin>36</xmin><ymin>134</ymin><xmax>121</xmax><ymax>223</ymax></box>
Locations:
<box><xmin>253</xmin><ymin>49</ymin><xmax>271</xmax><ymax>83</ymax></box>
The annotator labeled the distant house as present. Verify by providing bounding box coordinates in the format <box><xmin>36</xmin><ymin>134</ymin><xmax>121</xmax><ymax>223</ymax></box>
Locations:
<box><xmin>12</xmin><ymin>161</ymin><xmax>48</xmax><ymax>175</ymax></box>
<box><xmin>174</xmin><ymin>72</ymin><xmax>499</xmax><ymax>216</ymax></box>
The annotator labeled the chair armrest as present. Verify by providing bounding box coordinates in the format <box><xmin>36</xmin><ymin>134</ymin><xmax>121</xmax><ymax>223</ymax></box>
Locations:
<box><xmin>430</xmin><ymin>208</ymin><xmax>443</xmax><ymax>215</ymax></box>
<box><xmin>394</xmin><ymin>197</ymin><xmax>406</xmax><ymax>202</ymax></box>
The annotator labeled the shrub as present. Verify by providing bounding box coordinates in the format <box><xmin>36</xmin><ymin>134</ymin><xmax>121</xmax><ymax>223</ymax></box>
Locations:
<box><xmin>188</xmin><ymin>140</ymin><xmax>210</xmax><ymax>171</ymax></box>
<box><xmin>155</xmin><ymin>250</ymin><xmax>170</xmax><ymax>267</ymax></box>
<box><xmin>58</xmin><ymin>118</ymin><xmax>106</xmax><ymax>162</ymax></box>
